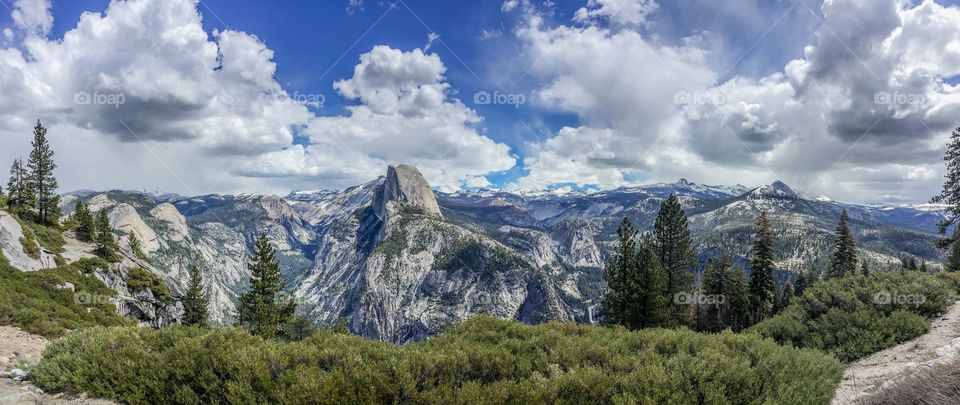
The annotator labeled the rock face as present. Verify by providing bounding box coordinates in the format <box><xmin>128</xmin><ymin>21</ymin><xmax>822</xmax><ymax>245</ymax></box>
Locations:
<box><xmin>374</xmin><ymin>164</ymin><xmax>442</xmax><ymax>220</ymax></box>
<box><xmin>108</xmin><ymin>203</ymin><xmax>161</xmax><ymax>253</ymax></box>
<box><xmin>0</xmin><ymin>212</ymin><xmax>56</xmax><ymax>271</ymax></box>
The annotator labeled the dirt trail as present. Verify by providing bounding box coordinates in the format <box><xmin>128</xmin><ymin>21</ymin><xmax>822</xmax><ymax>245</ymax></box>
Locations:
<box><xmin>832</xmin><ymin>301</ymin><xmax>960</xmax><ymax>404</ymax></box>
<box><xmin>0</xmin><ymin>326</ymin><xmax>115</xmax><ymax>405</ymax></box>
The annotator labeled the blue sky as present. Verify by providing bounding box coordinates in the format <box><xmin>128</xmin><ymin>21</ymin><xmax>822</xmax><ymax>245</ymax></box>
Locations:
<box><xmin>0</xmin><ymin>0</ymin><xmax>959</xmax><ymax>202</ymax></box>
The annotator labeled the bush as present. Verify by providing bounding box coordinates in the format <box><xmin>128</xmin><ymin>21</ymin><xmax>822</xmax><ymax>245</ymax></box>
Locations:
<box><xmin>126</xmin><ymin>268</ymin><xmax>171</xmax><ymax>303</ymax></box>
<box><xmin>23</xmin><ymin>220</ymin><xmax>65</xmax><ymax>254</ymax></box>
<box><xmin>32</xmin><ymin>318</ymin><xmax>843</xmax><ymax>404</ymax></box>
<box><xmin>0</xmin><ymin>259</ymin><xmax>132</xmax><ymax>337</ymax></box>
<box><xmin>751</xmin><ymin>271</ymin><xmax>955</xmax><ymax>361</ymax></box>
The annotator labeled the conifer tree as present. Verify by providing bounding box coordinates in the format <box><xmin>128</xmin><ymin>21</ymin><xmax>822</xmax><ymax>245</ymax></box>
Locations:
<box><xmin>778</xmin><ymin>281</ymin><xmax>794</xmax><ymax>313</ymax></box>
<box><xmin>633</xmin><ymin>237</ymin><xmax>670</xmax><ymax>329</ymax></box>
<box><xmin>182</xmin><ymin>264</ymin><xmax>210</xmax><ymax>326</ymax></box>
<box><xmin>127</xmin><ymin>233</ymin><xmax>149</xmax><ymax>262</ymax></box>
<box><xmin>6</xmin><ymin>158</ymin><xmax>32</xmax><ymax>214</ymax></box>
<box><xmin>652</xmin><ymin>194</ymin><xmax>694</xmax><ymax>327</ymax></box>
<box><xmin>794</xmin><ymin>268</ymin><xmax>809</xmax><ymax>297</ymax></box>
<box><xmin>73</xmin><ymin>202</ymin><xmax>95</xmax><ymax>241</ymax></box>
<box><xmin>702</xmin><ymin>255</ymin><xmax>750</xmax><ymax>332</ymax></box>
<box><xmin>860</xmin><ymin>260</ymin><xmax>870</xmax><ymax>277</ymax></box>
<box><xmin>828</xmin><ymin>210</ymin><xmax>858</xmax><ymax>278</ymax></box>
<box><xmin>748</xmin><ymin>211</ymin><xmax>776</xmax><ymax>324</ymax></box>
<box><xmin>948</xmin><ymin>240</ymin><xmax>960</xmax><ymax>273</ymax></box>
<box><xmin>26</xmin><ymin>120</ymin><xmax>58</xmax><ymax>225</ymax></box>
<box><xmin>932</xmin><ymin>127</ymin><xmax>960</xmax><ymax>247</ymax></box>
<box><xmin>238</xmin><ymin>234</ymin><xmax>295</xmax><ymax>339</ymax></box>
<box><xmin>604</xmin><ymin>218</ymin><xmax>637</xmax><ymax>327</ymax></box>
<box><xmin>94</xmin><ymin>210</ymin><xmax>119</xmax><ymax>261</ymax></box>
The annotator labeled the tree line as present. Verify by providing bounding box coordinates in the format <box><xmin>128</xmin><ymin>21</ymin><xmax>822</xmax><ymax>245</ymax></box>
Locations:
<box><xmin>602</xmin><ymin>195</ymin><xmax>902</xmax><ymax>332</ymax></box>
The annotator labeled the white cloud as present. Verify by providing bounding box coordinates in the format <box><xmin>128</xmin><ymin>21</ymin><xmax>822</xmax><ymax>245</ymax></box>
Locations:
<box><xmin>12</xmin><ymin>0</ymin><xmax>52</xmax><ymax>36</ymax></box>
<box><xmin>573</xmin><ymin>0</ymin><xmax>658</xmax><ymax>27</ymax></box>
<box><xmin>239</xmin><ymin>45</ymin><xmax>517</xmax><ymax>191</ymax></box>
<box><xmin>510</xmin><ymin>0</ymin><xmax>960</xmax><ymax>203</ymax></box>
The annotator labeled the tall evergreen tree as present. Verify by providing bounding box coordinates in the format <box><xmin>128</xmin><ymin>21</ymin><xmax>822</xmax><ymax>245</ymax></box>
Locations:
<box><xmin>26</xmin><ymin>120</ymin><xmax>58</xmax><ymax>225</ymax></box>
<box><xmin>632</xmin><ymin>237</ymin><xmax>670</xmax><ymax>329</ymax></box>
<box><xmin>932</xmin><ymin>127</ymin><xmax>960</xmax><ymax>247</ymax></box>
<box><xmin>748</xmin><ymin>211</ymin><xmax>776</xmax><ymax>324</ymax></box>
<box><xmin>948</xmin><ymin>239</ymin><xmax>960</xmax><ymax>273</ymax></box>
<box><xmin>73</xmin><ymin>202</ymin><xmax>96</xmax><ymax>242</ymax></box>
<box><xmin>182</xmin><ymin>264</ymin><xmax>210</xmax><ymax>326</ymax></box>
<box><xmin>778</xmin><ymin>281</ymin><xmax>794</xmax><ymax>313</ymax></box>
<box><xmin>94</xmin><ymin>210</ymin><xmax>119</xmax><ymax>261</ymax></box>
<box><xmin>794</xmin><ymin>269</ymin><xmax>808</xmax><ymax>297</ymax></box>
<box><xmin>604</xmin><ymin>218</ymin><xmax>637</xmax><ymax>328</ymax></box>
<box><xmin>652</xmin><ymin>194</ymin><xmax>694</xmax><ymax>327</ymax></box>
<box><xmin>701</xmin><ymin>255</ymin><xmax>750</xmax><ymax>332</ymax></box>
<box><xmin>860</xmin><ymin>260</ymin><xmax>870</xmax><ymax>277</ymax></box>
<box><xmin>127</xmin><ymin>233</ymin><xmax>149</xmax><ymax>262</ymax></box>
<box><xmin>6</xmin><ymin>158</ymin><xmax>32</xmax><ymax>214</ymax></box>
<box><xmin>238</xmin><ymin>234</ymin><xmax>295</xmax><ymax>339</ymax></box>
<box><xmin>828</xmin><ymin>210</ymin><xmax>858</xmax><ymax>278</ymax></box>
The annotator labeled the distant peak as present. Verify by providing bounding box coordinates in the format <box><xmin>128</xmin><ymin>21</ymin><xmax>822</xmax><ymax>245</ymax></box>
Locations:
<box><xmin>752</xmin><ymin>180</ymin><xmax>799</xmax><ymax>199</ymax></box>
<box><xmin>677</xmin><ymin>178</ymin><xmax>694</xmax><ymax>186</ymax></box>
<box><xmin>375</xmin><ymin>164</ymin><xmax>442</xmax><ymax>218</ymax></box>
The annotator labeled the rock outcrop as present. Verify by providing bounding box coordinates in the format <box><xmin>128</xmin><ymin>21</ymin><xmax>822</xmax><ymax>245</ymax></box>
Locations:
<box><xmin>374</xmin><ymin>164</ymin><xmax>442</xmax><ymax>220</ymax></box>
<box><xmin>108</xmin><ymin>203</ymin><xmax>161</xmax><ymax>253</ymax></box>
<box><xmin>0</xmin><ymin>212</ymin><xmax>56</xmax><ymax>271</ymax></box>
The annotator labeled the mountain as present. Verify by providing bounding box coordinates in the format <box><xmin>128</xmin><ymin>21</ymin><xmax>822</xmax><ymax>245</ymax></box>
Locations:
<box><xmin>5</xmin><ymin>165</ymin><xmax>943</xmax><ymax>343</ymax></box>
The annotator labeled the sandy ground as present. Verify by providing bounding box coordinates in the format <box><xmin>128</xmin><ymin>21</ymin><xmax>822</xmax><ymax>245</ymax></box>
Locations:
<box><xmin>832</xmin><ymin>301</ymin><xmax>960</xmax><ymax>404</ymax></box>
<box><xmin>0</xmin><ymin>326</ymin><xmax>116</xmax><ymax>405</ymax></box>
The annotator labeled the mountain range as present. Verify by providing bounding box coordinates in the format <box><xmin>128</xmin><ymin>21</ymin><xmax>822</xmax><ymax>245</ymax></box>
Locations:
<box><xmin>0</xmin><ymin>164</ymin><xmax>946</xmax><ymax>343</ymax></box>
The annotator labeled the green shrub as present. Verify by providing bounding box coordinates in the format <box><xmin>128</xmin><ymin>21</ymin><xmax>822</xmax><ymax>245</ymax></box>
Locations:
<box><xmin>24</xmin><ymin>220</ymin><xmax>65</xmax><ymax>254</ymax></box>
<box><xmin>0</xmin><ymin>259</ymin><xmax>132</xmax><ymax>337</ymax></box>
<box><xmin>19</xmin><ymin>232</ymin><xmax>41</xmax><ymax>260</ymax></box>
<box><xmin>126</xmin><ymin>268</ymin><xmax>171</xmax><ymax>303</ymax></box>
<box><xmin>936</xmin><ymin>271</ymin><xmax>960</xmax><ymax>293</ymax></box>
<box><xmin>33</xmin><ymin>318</ymin><xmax>843</xmax><ymax>404</ymax></box>
<box><xmin>751</xmin><ymin>271</ymin><xmax>955</xmax><ymax>361</ymax></box>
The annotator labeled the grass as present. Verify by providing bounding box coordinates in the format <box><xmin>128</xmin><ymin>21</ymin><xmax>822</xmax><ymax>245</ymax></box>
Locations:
<box><xmin>750</xmin><ymin>270</ymin><xmax>956</xmax><ymax>362</ymax></box>
<box><xmin>0</xmin><ymin>255</ymin><xmax>132</xmax><ymax>338</ymax></box>
<box><xmin>32</xmin><ymin>317</ymin><xmax>843</xmax><ymax>405</ymax></box>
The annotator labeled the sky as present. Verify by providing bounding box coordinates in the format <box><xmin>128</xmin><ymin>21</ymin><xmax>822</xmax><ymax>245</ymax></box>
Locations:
<box><xmin>0</xmin><ymin>0</ymin><xmax>959</xmax><ymax>203</ymax></box>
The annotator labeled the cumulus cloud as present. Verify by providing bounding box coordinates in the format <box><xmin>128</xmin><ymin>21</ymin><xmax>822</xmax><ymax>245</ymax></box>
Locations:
<box><xmin>238</xmin><ymin>45</ymin><xmax>516</xmax><ymax>190</ymax></box>
<box><xmin>0</xmin><ymin>0</ymin><xmax>514</xmax><ymax>194</ymax></box>
<box><xmin>509</xmin><ymin>0</ymin><xmax>960</xmax><ymax>203</ymax></box>
<box><xmin>573</xmin><ymin>0</ymin><xmax>658</xmax><ymax>27</ymax></box>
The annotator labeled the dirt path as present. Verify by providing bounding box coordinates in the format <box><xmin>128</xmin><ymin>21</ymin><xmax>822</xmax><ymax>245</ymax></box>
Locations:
<box><xmin>0</xmin><ymin>326</ymin><xmax>116</xmax><ymax>405</ymax></box>
<box><xmin>832</xmin><ymin>301</ymin><xmax>960</xmax><ymax>404</ymax></box>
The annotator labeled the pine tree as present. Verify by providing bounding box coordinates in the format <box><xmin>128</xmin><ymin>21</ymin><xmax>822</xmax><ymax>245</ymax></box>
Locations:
<box><xmin>604</xmin><ymin>218</ymin><xmax>637</xmax><ymax>328</ymax></box>
<box><xmin>701</xmin><ymin>256</ymin><xmax>750</xmax><ymax>332</ymax></box>
<box><xmin>778</xmin><ymin>281</ymin><xmax>794</xmax><ymax>313</ymax></box>
<box><xmin>94</xmin><ymin>210</ymin><xmax>119</xmax><ymax>261</ymax></box>
<box><xmin>948</xmin><ymin>239</ymin><xmax>960</xmax><ymax>273</ymax></box>
<box><xmin>933</xmin><ymin>127</ymin><xmax>960</xmax><ymax>247</ymax></box>
<box><xmin>73</xmin><ymin>202</ymin><xmax>96</xmax><ymax>242</ymax></box>
<box><xmin>127</xmin><ymin>233</ymin><xmax>149</xmax><ymax>262</ymax></box>
<box><xmin>748</xmin><ymin>211</ymin><xmax>776</xmax><ymax>324</ymax></box>
<box><xmin>860</xmin><ymin>260</ymin><xmax>870</xmax><ymax>277</ymax></box>
<box><xmin>238</xmin><ymin>234</ymin><xmax>295</xmax><ymax>339</ymax></box>
<box><xmin>794</xmin><ymin>269</ymin><xmax>808</xmax><ymax>297</ymax></box>
<box><xmin>6</xmin><ymin>158</ymin><xmax>32</xmax><ymax>215</ymax></box>
<box><xmin>26</xmin><ymin>120</ymin><xmax>58</xmax><ymax>225</ymax></box>
<box><xmin>652</xmin><ymin>194</ymin><xmax>694</xmax><ymax>327</ymax></box>
<box><xmin>828</xmin><ymin>210</ymin><xmax>858</xmax><ymax>278</ymax></box>
<box><xmin>182</xmin><ymin>264</ymin><xmax>210</xmax><ymax>326</ymax></box>
<box><xmin>633</xmin><ymin>237</ymin><xmax>670</xmax><ymax>329</ymax></box>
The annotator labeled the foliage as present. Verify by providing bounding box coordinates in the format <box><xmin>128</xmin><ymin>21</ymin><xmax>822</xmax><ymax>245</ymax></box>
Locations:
<box><xmin>181</xmin><ymin>264</ymin><xmax>209</xmax><ymax>326</ymax></box>
<box><xmin>828</xmin><ymin>210</ymin><xmax>858</xmax><ymax>278</ymax></box>
<box><xmin>126</xmin><ymin>268</ymin><xmax>171</xmax><ymax>303</ymax></box>
<box><xmin>32</xmin><ymin>317</ymin><xmax>843</xmax><ymax>405</ymax></box>
<box><xmin>751</xmin><ymin>271</ymin><xmax>955</xmax><ymax>361</ymax></box>
<box><xmin>0</xmin><ymin>258</ymin><xmax>131</xmax><ymax>338</ymax></box>
<box><xmin>603</xmin><ymin>218</ymin><xmax>670</xmax><ymax>329</ymax></box>
<box><xmin>94</xmin><ymin>209</ymin><xmax>119</xmax><ymax>262</ymax></box>
<box><xmin>652</xmin><ymin>194</ymin><xmax>694</xmax><ymax>327</ymax></box>
<box><xmin>26</xmin><ymin>120</ymin><xmax>59</xmax><ymax>225</ymax></box>
<box><xmin>238</xmin><ymin>234</ymin><xmax>295</xmax><ymax>339</ymax></box>
<box><xmin>701</xmin><ymin>255</ymin><xmax>751</xmax><ymax>332</ymax></box>
<box><xmin>23</xmin><ymin>218</ymin><xmax>65</xmax><ymax>254</ymax></box>
<box><xmin>18</xmin><ymin>227</ymin><xmax>41</xmax><ymax>260</ymax></box>
<box><xmin>6</xmin><ymin>157</ymin><xmax>32</xmax><ymax>215</ymax></box>
<box><xmin>931</xmin><ymin>127</ymin><xmax>960</xmax><ymax>246</ymax></box>
<box><xmin>128</xmin><ymin>233</ymin><xmax>150</xmax><ymax>263</ymax></box>
<box><xmin>748</xmin><ymin>211</ymin><xmax>776</xmax><ymax>324</ymax></box>
<box><xmin>73</xmin><ymin>202</ymin><xmax>96</xmax><ymax>242</ymax></box>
